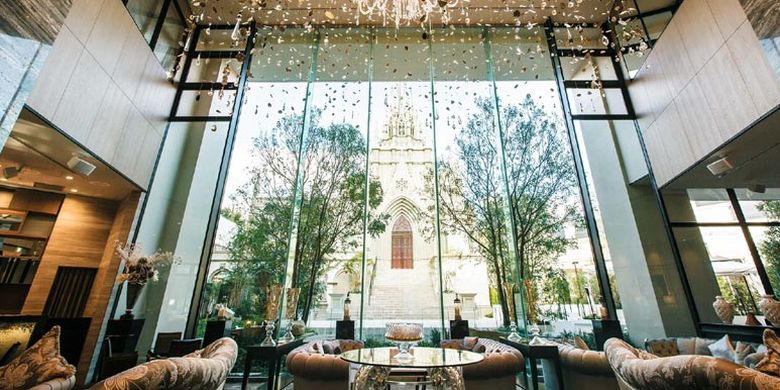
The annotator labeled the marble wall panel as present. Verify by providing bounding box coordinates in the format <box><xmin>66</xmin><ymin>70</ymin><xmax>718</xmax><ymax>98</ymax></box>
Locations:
<box><xmin>738</xmin><ymin>0</ymin><xmax>780</xmax><ymax>78</ymax></box>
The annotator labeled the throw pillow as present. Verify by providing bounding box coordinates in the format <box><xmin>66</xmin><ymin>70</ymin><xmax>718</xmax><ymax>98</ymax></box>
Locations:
<box><xmin>756</xmin><ymin>329</ymin><xmax>780</xmax><ymax>376</ymax></box>
<box><xmin>0</xmin><ymin>326</ymin><xmax>76</xmax><ymax>390</ymax></box>
<box><xmin>441</xmin><ymin>340</ymin><xmax>464</xmax><ymax>350</ymax></box>
<box><xmin>735</xmin><ymin>341</ymin><xmax>756</xmax><ymax>365</ymax></box>
<box><xmin>308</xmin><ymin>340</ymin><xmax>325</xmax><ymax>355</ymax></box>
<box><xmin>574</xmin><ymin>336</ymin><xmax>590</xmax><ymax>351</ymax></box>
<box><xmin>324</xmin><ymin>340</ymin><xmax>342</xmax><ymax>355</ymax></box>
<box><xmin>463</xmin><ymin>337</ymin><xmax>479</xmax><ymax>350</ymax></box>
<box><xmin>338</xmin><ymin>340</ymin><xmax>362</xmax><ymax>352</ymax></box>
<box><xmin>471</xmin><ymin>344</ymin><xmax>486</xmax><ymax>353</ymax></box>
<box><xmin>708</xmin><ymin>335</ymin><xmax>736</xmax><ymax>362</ymax></box>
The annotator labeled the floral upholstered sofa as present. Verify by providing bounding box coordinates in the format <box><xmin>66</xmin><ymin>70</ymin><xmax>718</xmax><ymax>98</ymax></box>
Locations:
<box><xmin>440</xmin><ymin>337</ymin><xmax>524</xmax><ymax>390</ymax></box>
<box><xmin>605</xmin><ymin>337</ymin><xmax>780</xmax><ymax>390</ymax></box>
<box><xmin>89</xmin><ymin>337</ymin><xmax>238</xmax><ymax>390</ymax></box>
<box><xmin>0</xmin><ymin>326</ymin><xmax>77</xmax><ymax>390</ymax></box>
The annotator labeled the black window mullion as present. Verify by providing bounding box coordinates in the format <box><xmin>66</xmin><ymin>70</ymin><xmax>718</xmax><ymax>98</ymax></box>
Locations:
<box><xmin>544</xmin><ymin>20</ymin><xmax>617</xmax><ymax>320</ymax></box>
<box><xmin>727</xmin><ymin>188</ymin><xmax>775</xmax><ymax>296</ymax></box>
<box><xmin>149</xmin><ymin>0</ymin><xmax>173</xmax><ymax>50</ymax></box>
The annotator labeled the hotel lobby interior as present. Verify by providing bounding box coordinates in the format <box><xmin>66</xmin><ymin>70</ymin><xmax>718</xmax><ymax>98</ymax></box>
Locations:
<box><xmin>1</xmin><ymin>0</ymin><xmax>780</xmax><ymax>388</ymax></box>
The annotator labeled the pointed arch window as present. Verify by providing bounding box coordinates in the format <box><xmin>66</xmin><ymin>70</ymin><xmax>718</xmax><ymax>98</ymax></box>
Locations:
<box><xmin>392</xmin><ymin>216</ymin><xmax>413</xmax><ymax>269</ymax></box>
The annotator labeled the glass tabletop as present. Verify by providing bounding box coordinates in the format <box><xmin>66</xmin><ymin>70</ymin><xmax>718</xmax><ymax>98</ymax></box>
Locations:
<box><xmin>340</xmin><ymin>347</ymin><xmax>484</xmax><ymax>368</ymax></box>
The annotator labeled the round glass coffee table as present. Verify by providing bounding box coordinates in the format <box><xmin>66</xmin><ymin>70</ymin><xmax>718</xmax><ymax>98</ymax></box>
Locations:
<box><xmin>341</xmin><ymin>347</ymin><xmax>484</xmax><ymax>390</ymax></box>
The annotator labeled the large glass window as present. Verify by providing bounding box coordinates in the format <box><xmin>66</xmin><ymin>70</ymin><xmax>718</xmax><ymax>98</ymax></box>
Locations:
<box><xmin>663</xmin><ymin>188</ymin><xmax>780</xmax><ymax>327</ymax></box>
<box><xmin>190</xmin><ymin>26</ymin><xmax>618</xmax><ymax>353</ymax></box>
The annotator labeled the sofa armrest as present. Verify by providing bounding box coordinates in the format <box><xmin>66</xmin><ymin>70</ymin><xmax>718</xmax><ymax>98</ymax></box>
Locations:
<box><xmin>29</xmin><ymin>375</ymin><xmax>76</xmax><ymax>390</ymax></box>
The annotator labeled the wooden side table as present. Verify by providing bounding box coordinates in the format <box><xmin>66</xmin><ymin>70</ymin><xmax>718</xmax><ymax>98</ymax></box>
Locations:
<box><xmin>500</xmin><ymin>337</ymin><xmax>565</xmax><ymax>390</ymax></box>
<box><xmin>241</xmin><ymin>338</ymin><xmax>304</xmax><ymax>390</ymax></box>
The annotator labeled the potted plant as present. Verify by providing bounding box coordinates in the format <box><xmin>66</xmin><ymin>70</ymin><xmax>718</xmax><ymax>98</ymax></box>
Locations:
<box><xmin>115</xmin><ymin>241</ymin><xmax>178</xmax><ymax>319</ymax></box>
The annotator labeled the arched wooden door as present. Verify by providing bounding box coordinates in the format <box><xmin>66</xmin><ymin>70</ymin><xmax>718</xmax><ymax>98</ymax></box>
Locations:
<box><xmin>391</xmin><ymin>216</ymin><xmax>413</xmax><ymax>269</ymax></box>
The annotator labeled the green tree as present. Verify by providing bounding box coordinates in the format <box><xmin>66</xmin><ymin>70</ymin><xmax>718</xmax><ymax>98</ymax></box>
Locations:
<box><xmin>434</xmin><ymin>94</ymin><xmax>580</xmax><ymax>326</ymax></box>
<box><xmin>758</xmin><ymin>201</ymin><xmax>780</xmax><ymax>294</ymax></box>
<box><xmin>223</xmin><ymin>108</ymin><xmax>388</xmax><ymax>323</ymax></box>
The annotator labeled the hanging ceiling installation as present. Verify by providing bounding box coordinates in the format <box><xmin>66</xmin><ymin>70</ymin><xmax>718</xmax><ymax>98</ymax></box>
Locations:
<box><xmin>189</xmin><ymin>0</ymin><xmax>641</xmax><ymax>27</ymax></box>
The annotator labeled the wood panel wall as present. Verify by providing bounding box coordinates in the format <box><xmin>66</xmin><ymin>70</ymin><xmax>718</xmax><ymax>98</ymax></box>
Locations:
<box><xmin>20</xmin><ymin>192</ymin><xmax>140</xmax><ymax>384</ymax></box>
<box><xmin>78</xmin><ymin>192</ymin><xmax>139</xmax><ymax>384</ymax></box>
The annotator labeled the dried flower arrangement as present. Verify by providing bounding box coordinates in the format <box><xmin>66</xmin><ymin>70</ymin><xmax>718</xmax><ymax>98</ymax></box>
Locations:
<box><xmin>115</xmin><ymin>241</ymin><xmax>178</xmax><ymax>286</ymax></box>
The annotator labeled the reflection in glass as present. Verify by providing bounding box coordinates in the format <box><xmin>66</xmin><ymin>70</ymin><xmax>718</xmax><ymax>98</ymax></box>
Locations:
<box><xmin>674</xmin><ymin>226</ymin><xmax>766</xmax><ymax>325</ymax></box>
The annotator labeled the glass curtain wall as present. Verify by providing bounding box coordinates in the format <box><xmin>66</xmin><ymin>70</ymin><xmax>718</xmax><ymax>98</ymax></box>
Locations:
<box><xmin>195</xmin><ymin>26</ymin><xmax>610</xmax><ymax>349</ymax></box>
<box><xmin>664</xmin><ymin>188</ymin><xmax>780</xmax><ymax>326</ymax></box>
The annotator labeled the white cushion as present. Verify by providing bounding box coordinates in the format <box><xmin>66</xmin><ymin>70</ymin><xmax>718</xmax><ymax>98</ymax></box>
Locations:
<box><xmin>708</xmin><ymin>335</ymin><xmax>735</xmax><ymax>362</ymax></box>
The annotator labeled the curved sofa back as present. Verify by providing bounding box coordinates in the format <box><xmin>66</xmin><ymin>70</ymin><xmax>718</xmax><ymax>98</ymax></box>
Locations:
<box><xmin>89</xmin><ymin>337</ymin><xmax>238</xmax><ymax>390</ymax></box>
<box><xmin>605</xmin><ymin>338</ymin><xmax>780</xmax><ymax>390</ymax></box>
<box><xmin>286</xmin><ymin>339</ymin><xmax>364</xmax><ymax>381</ymax></box>
<box><xmin>440</xmin><ymin>338</ymin><xmax>523</xmax><ymax>380</ymax></box>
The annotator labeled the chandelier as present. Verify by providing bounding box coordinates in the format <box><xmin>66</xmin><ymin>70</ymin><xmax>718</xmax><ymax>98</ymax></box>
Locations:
<box><xmin>354</xmin><ymin>0</ymin><xmax>461</xmax><ymax>27</ymax></box>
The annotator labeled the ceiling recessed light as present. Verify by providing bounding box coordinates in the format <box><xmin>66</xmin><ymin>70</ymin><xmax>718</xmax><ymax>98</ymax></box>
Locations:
<box><xmin>65</xmin><ymin>175</ymin><xmax>74</xmax><ymax>180</ymax></box>
<box><xmin>0</xmin><ymin>178</ymin><xmax>7</xmax><ymax>182</ymax></box>
<box><xmin>70</xmin><ymin>188</ymin><xmax>78</xmax><ymax>193</ymax></box>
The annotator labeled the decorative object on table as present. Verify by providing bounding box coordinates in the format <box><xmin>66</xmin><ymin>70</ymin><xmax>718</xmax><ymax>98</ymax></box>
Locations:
<box><xmin>290</xmin><ymin>319</ymin><xmax>306</xmax><ymax>337</ymax></box>
<box><xmin>502</xmin><ymin>282</ymin><xmax>522</xmax><ymax>342</ymax></box>
<box><xmin>260</xmin><ymin>283</ymin><xmax>283</xmax><ymax>346</ymax></box>
<box><xmin>453</xmin><ymin>293</ymin><xmax>462</xmax><ymax>321</ymax></box>
<box><xmin>760</xmin><ymin>294</ymin><xmax>780</xmax><ymax>326</ymax></box>
<box><xmin>746</xmin><ymin>312</ymin><xmax>762</xmax><ymax>326</ymax></box>
<box><xmin>279</xmin><ymin>287</ymin><xmax>300</xmax><ymax>344</ymax></box>
<box><xmin>712</xmin><ymin>295</ymin><xmax>735</xmax><ymax>324</ymax></box>
<box><xmin>115</xmin><ymin>241</ymin><xmax>177</xmax><ymax>319</ymax></box>
<box><xmin>385</xmin><ymin>322</ymin><xmax>423</xmax><ymax>362</ymax></box>
<box><xmin>215</xmin><ymin>304</ymin><xmax>234</xmax><ymax>320</ymax></box>
<box><xmin>524</xmin><ymin>279</ymin><xmax>542</xmax><ymax>337</ymax></box>
<box><xmin>343</xmin><ymin>292</ymin><xmax>352</xmax><ymax>321</ymax></box>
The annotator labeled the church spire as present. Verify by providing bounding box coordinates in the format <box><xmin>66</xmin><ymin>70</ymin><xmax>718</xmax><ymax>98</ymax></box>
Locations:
<box><xmin>384</xmin><ymin>86</ymin><xmax>419</xmax><ymax>139</ymax></box>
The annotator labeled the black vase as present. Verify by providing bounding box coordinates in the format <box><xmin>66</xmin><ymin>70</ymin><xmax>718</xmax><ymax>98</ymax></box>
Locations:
<box><xmin>122</xmin><ymin>282</ymin><xmax>144</xmax><ymax>319</ymax></box>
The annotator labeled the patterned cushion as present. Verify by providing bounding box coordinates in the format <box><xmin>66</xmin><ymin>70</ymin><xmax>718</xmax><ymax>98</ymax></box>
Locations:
<box><xmin>756</xmin><ymin>329</ymin><xmax>780</xmax><ymax>377</ymax></box>
<box><xmin>89</xmin><ymin>337</ymin><xmax>238</xmax><ymax>390</ymax></box>
<box><xmin>338</xmin><ymin>340</ymin><xmax>363</xmax><ymax>353</ymax></box>
<box><xmin>606</xmin><ymin>338</ymin><xmax>780</xmax><ymax>390</ymax></box>
<box><xmin>574</xmin><ymin>336</ymin><xmax>590</xmax><ymax>351</ymax></box>
<box><xmin>644</xmin><ymin>338</ymin><xmax>679</xmax><ymax>357</ymax></box>
<box><xmin>0</xmin><ymin>326</ymin><xmax>76</xmax><ymax>390</ymax></box>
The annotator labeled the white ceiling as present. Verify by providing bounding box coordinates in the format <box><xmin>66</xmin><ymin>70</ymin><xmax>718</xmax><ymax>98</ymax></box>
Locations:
<box><xmin>664</xmin><ymin>106</ymin><xmax>780</xmax><ymax>190</ymax></box>
<box><xmin>0</xmin><ymin>110</ymin><xmax>140</xmax><ymax>200</ymax></box>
